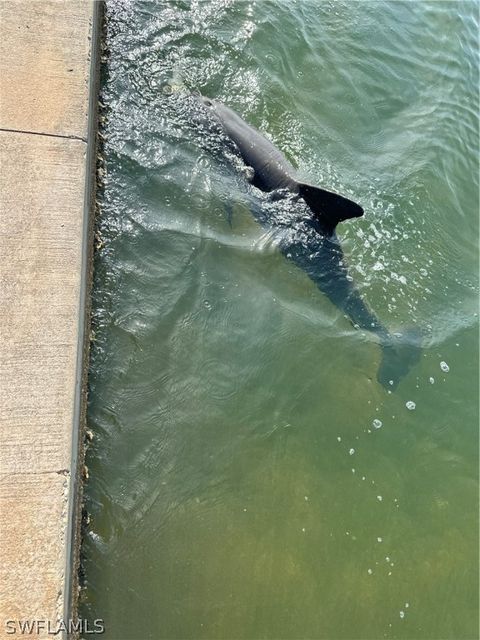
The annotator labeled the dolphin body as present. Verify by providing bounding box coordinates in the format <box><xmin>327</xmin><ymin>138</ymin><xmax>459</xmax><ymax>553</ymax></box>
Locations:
<box><xmin>199</xmin><ymin>96</ymin><xmax>421</xmax><ymax>388</ymax></box>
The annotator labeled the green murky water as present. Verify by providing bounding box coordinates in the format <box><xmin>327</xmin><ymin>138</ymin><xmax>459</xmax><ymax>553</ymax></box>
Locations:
<box><xmin>81</xmin><ymin>2</ymin><xmax>479</xmax><ymax>638</ymax></box>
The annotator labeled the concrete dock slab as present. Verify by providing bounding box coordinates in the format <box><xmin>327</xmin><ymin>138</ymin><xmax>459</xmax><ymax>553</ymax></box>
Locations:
<box><xmin>0</xmin><ymin>1</ymin><xmax>99</xmax><ymax>636</ymax></box>
<box><xmin>0</xmin><ymin>1</ymin><xmax>93</xmax><ymax>138</ymax></box>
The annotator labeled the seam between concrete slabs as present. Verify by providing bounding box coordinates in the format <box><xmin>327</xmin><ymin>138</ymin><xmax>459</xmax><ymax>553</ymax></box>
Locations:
<box><xmin>0</xmin><ymin>127</ymin><xmax>87</xmax><ymax>143</ymax></box>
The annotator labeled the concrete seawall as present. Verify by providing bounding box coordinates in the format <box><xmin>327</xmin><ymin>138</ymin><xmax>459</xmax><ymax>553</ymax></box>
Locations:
<box><xmin>0</xmin><ymin>1</ymin><xmax>100</xmax><ymax>636</ymax></box>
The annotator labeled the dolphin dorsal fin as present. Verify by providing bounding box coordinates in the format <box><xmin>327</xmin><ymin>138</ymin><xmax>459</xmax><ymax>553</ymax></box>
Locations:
<box><xmin>298</xmin><ymin>183</ymin><xmax>364</xmax><ymax>234</ymax></box>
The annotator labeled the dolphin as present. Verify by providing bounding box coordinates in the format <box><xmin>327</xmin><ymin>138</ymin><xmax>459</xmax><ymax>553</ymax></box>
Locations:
<box><xmin>199</xmin><ymin>96</ymin><xmax>422</xmax><ymax>388</ymax></box>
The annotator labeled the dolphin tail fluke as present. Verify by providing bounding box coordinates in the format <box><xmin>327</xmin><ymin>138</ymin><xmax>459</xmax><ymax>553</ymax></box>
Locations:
<box><xmin>377</xmin><ymin>327</ymin><xmax>424</xmax><ymax>390</ymax></box>
<box><xmin>297</xmin><ymin>183</ymin><xmax>364</xmax><ymax>234</ymax></box>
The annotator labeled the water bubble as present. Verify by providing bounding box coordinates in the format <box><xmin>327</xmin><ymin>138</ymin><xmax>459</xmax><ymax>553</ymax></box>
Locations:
<box><xmin>372</xmin><ymin>419</ymin><xmax>382</xmax><ymax>429</ymax></box>
<box><xmin>440</xmin><ymin>361</ymin><xmax>450</xmax><ymax>372</ymax></box>
<box><xmin>406</xmin><ymin>400</ymin><xmax>416</xmax><ymax>410</ymax></box>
